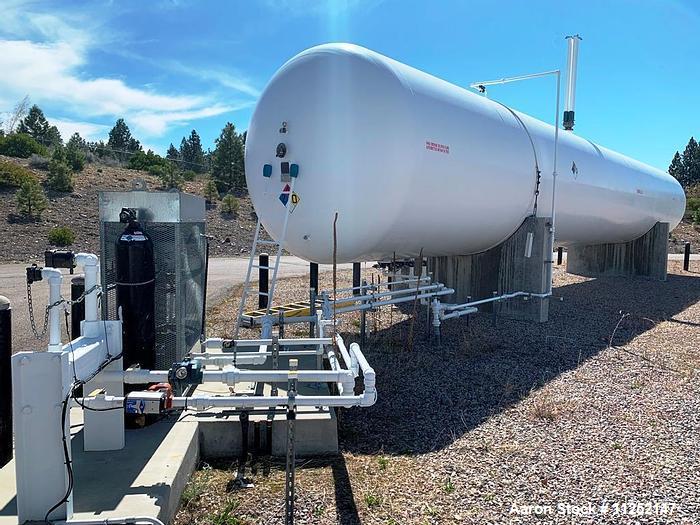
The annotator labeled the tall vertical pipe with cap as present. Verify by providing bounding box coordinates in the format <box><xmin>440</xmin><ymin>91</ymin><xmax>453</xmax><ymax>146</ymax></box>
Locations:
<box><xmin>563</xmin><ymin>34</ymin><xmax>582</xmax><ymax>131</ymax></box>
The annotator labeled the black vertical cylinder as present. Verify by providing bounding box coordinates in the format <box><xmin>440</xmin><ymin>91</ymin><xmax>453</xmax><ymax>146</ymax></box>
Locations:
<box><xmin>353</xmin><ymin>263</ymin><xmax>361</xmax><ymax>296</ymax></box>
<box><xmin>201</xmin><ymin>236</ymin><xmax>210</xmax><ymax>340</ymax></box>
<box><xmin>259</xmin><ymin>253</ymin><xmax>269</xmax><ymax>309</ymax></box>
<box><xmin>115</xmin><ymin>221</ymin><xmax>156</xmax><ymax>371</ymax></box>
<box><xmin>684</xmin><ymin>242</ymin><xmax>691</xmax><ymax>272</ymax></box>
<box><xmin>309</xmin><ymin>262</ymin><xmax>319</xmax><ymax>295</ymax></box>
<box><xmin>0</xmin><ymin>296</ymin><xmax>12</xmax><ymax>468</ymax></box>
<box><xmin>70</xmin><ymin>276</ymin><xmax>85</xmax><ymax>340</ymax></box>
<box><xmin>309</xmin><ymin>287</ymin><xmax>316</xmax><ymax>338</ymax></box>
<box><xmin>557</xmin><ymin>247</ymin><xmax>563</xmax><ymax>265</ymax></box>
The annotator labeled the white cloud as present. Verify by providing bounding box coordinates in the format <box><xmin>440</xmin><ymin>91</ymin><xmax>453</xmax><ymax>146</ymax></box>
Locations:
<box><xmin>0</xmin><ymin>39</ymin><xmax>206</xmax><ymax>118</ymax></box>
<box><xmin>48</xmin><ymin>118</ymin><xmax>110</xmax><ymax>142</ymax></box>
<box><xmin>164</xmin><ymin>61</ymin><xmax>262</xmax><ymax>98</ymax></box>
<box><xmin>0</xmin><ymin>1</ymin><xmax>256</xmax><ymax>139</ymax></box>
<box><xmin>129</xmin><ymin>103</ymin><xmax>248</xmax><ymax>136</ymax></box>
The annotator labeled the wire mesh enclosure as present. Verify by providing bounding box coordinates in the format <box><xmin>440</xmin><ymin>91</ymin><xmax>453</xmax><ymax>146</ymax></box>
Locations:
<box><xmin>99</xmin><ymin>190</ymin><xmax>206</xmax><ymax>369</ymax></box>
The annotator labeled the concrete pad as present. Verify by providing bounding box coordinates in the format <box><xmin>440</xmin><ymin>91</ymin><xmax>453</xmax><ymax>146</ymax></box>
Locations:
<box><xmin>0</xmin><ymin>409</ymin><xmax>199</xmax><ymax>525</ymax></box>
<box><xmin>197</xmin><ymin>391</ymin><xmax>338</xmax><ymax>458</ymax></box>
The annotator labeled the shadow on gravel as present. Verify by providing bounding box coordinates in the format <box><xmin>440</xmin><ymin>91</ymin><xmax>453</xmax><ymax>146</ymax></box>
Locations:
<box><xmin>337</xmin><ymin>272</ymin><xmax>700</xmax><ymax>455</ymax></box>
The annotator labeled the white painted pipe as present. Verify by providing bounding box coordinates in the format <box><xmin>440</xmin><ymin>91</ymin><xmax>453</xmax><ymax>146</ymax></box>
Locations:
<box><xmin>109</xmin><ymin>367</ymin><xmax>354</xmax><ymax>387</ymax></box>
<box><xmin>440</xmin><ymin>307</ymin><xmax>478</xmax><ymax>321</ymax></box>
<box><xmin>331</xmin><ymin>283</ymin><xmax>447</xmax><ymax>305</ymax></box>
<box><xmin>74</xmin><ymin>253</ymin><xmax>99</xmax><ymax>322</ymax></box>
<box><xmin>55</xmin><ymin>517</ymin><xmax>164</xmax><ymax>525</ymax></box>
<box><xmin>42</xmin><ymin>268</ymin><xmax>63</xmax><ymax>352</ymax></box>
<box><xmin>83</xmin><ymin>393</ymin><xmax>376</xmax><ymax>410</ymax></box>
<box><xmin>347</xmin><ymin>343</ymin><xmax>360</xmax><ymax>378</ymax></box>
<box><xmin>334</xmin><ymin>335</ymin><xmax>357</xmax><ymax>377</ymax></box>
<box><xmin>232</xmin><ymin>337</ymin><xmax>332</xmax><ymax>347</ymax></box>
<box><xmin>348</xmin><ymin>343</ymin><xmax>376</xmax><ymax>407</ymax></box>
<box><xmin>324</xmin><ymin>345</ymin><xmax>348</xmax><ymax>395</ymax></box>
<box><xmin>333</xmin><ymin>287</ymin><xmax>454</xmax><ymax>314</ymax></box>
<box><xmin>194</xmin><ymin>346</ymin><xmax>323</xmax><ymax>366</ymax></box>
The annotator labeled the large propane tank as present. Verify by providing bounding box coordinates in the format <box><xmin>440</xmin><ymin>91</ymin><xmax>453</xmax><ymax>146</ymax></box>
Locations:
<box><xmin>245</xmin><ymin>43</ymin><xmax>686</xmax><ymax>264</ymax></box>
<box><xmin>115</xmin><ymin>209</ymin><xmax>156</xmax><ymax>370</ymax></box>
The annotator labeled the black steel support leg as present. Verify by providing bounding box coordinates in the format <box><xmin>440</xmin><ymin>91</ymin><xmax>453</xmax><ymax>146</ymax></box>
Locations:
<box><xmin>0</xmin><ymin>297</ymin><xmax>11</xmax><ymax>468</ymax></box>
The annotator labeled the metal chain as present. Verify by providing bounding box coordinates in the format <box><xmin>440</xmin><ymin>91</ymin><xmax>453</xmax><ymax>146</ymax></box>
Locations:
<box><xmin>27</xmin><ymin>280</ymin><xmax>51</xmax><ymax>339</ymax></box>
<box><xmin>27</xmin><ymin>282</ymin><xmax>100</xmax><ymax>339</ymax></box>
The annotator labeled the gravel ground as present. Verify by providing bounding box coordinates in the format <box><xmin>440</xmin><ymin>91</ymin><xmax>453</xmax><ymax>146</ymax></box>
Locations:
<box><xmin>175</xmin><ymin>260</ymin><xmax>700</xmax><ymax>525</ymax></box>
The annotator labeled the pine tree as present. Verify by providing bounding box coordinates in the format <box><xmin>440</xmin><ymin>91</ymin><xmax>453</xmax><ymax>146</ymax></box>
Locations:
<box><xmin>66</xmin><ymin>133</ymin><xmax>86</xmax><ymax>171</ymax></box>
<box><xmin>16</xmin><ymin>178</ymin><xmax>47</xmax><ymax>218</ymax></box>
<box><xmin>17</xmin><ymin>105</ymin><xmax>62</xmax><ymax>147</ymax></box>
<box><xmin>166</xmin><ymin>143</ymin><xmax>179</xmax><ymax>160</ymax></box>
<box><xmin>182</xmin><ymin>129</ymin><xmax>205</xmax><ymax>173</ymax></box>
<box><xmin>212</xmin><ymin>123</ymin><xmax>245</xmax><ymax>193</ymax></box>
<box><xmin>17</xmin><ymin>105</ymin><xmax>49</xmax><ymax>140</ymax></box>
<box><xmin>179</xmin><ymin>137</ymin><xmax>190</xmax><ymax>165</ymax></box>
<box><xmin>668</xmin><ymin>151</ymin><xmax>685</xmax><ymax>186</ymax></box>
<box><xmin>682</xmin><ymin>137</ymin><xmax>700</xmax><ymax>188</ymax></box>
<box><xmin>107</xmin><ymin>118</ymin><xmax>141</xmax><ymax>155</ymax></box>
<box><xmin>47</xmin><ymin>146</ymin><xmax>73</xmax><ymax>191</ymax></box>
<box><xmin>203</xmin><ymin>179</ymin><xmax>219</xmax><ymax>204</ymax></box>
<box><xmin>66</xmin><ymin>132</ymin><xmax>86</xmax><ymax>151</ymax></box>
<box><xmin>45</xmin><ymin>125</ymin><xmax>62</xmax><ymax>148</ymax></box>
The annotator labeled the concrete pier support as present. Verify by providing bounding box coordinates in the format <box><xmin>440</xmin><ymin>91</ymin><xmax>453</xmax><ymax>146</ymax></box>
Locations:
<box><xmin>428</xmin><ymin>216</ymin><xmax>551</xmax><ymax>322</ymax></box>
<box><xmin>566</xmin><ymin>222</ymin><xmax>669</xmax><ymax>281</ymax></box>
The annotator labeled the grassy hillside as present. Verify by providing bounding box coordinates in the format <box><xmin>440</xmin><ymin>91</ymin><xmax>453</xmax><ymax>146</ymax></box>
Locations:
<box><xmin>0</xmin><ymin>155</ymin><xmax>258</xmax><ymax>264</ymax></box>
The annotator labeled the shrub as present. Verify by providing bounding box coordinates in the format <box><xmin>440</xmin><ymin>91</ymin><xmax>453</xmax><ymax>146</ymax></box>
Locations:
<box><xmin>151</xmin><ymin>162</ymin><xmax>183</xmax><ymax>190</ymax></box>
<box><xmin>687</xmin><ymin>197</ymin><xmax>700</xmax><ymax>216</ymax></box>
<box><xmin>693</xmin><ymin>208</ymin><xmax>700</xmax><ymax>225</ymax></box>
<box><xmin>221</xmin><ymin>194</ymin><xmax>239</xmax><ymax>215</ymax></box>
<box><xmin>203</xmin><ymin>179</ymin><xmax>219</xmax><ymax>204</ymax></box>
<box><xmin>0</xmin><ymin>159</ymin><xmax>36</xmax><ymax>187</ymax></box>
<box><xmin>182</xmin><ymin>169</ymin><xmax>197</xmax><ymax>181</ymax></box>
<box><xmin>147</xmin><ymin>165</ymin><xmax>167</xmax><ymax>178</ymax></box>
<box><xmin>16</xmin><ymin>179</ymin><xmax>47</xmax><ymax>218</ymax></box>
<box><xmin>128</xmin><ymin>150</ymin><xmax>168</xmax><ymax>171</ymax></box>
<box><xmin>48</xmin><ymin>226</ymin><xmax>75</xmax><ymax>246</ymax></box>
<box><xmin>48</xmin><ymin>158</ymin><xmax>73</xmax><ymax>192</ymax></box>
<box><xmin>0</xmin><ymin>133</ymin><xmax>47</xmax><ymax>158</ymax></box>
<box><xmin>28</xmin><ymin>153</ymin><xmax>50</xmax><ymax>170</ymax></box>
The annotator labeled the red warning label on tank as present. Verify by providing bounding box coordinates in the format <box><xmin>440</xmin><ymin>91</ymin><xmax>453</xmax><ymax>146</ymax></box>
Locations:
<box><xmin>425</xmin><ymin>140</ymin><xmax>450</xmax><ymax>154</ymax></box>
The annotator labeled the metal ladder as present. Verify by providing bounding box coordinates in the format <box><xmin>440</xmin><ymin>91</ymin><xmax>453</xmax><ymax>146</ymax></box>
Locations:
<box><xmin>234</xmin><ymin>177</ymin><xmax>296</xmax><ymax>338</ymax></box>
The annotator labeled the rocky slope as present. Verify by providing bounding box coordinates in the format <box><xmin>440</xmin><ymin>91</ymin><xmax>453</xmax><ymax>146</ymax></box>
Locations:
<box><xmin>0</xmin><ymin>155</ymin><xmax>258</xmax><ymax>264</ymax></box>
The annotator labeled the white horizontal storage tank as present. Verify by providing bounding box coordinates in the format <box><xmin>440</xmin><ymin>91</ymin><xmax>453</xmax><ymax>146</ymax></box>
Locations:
<box><xmin>245</xmin><ymin>43</ymin><xmax>685</xmax><ymax>264</ymax></box>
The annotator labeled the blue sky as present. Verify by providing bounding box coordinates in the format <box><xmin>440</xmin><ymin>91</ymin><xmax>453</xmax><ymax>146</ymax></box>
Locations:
<box><xmin>1</xmin><ymin>0</ymin><xmax>698</xmax><ymax>170</ymax></box>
